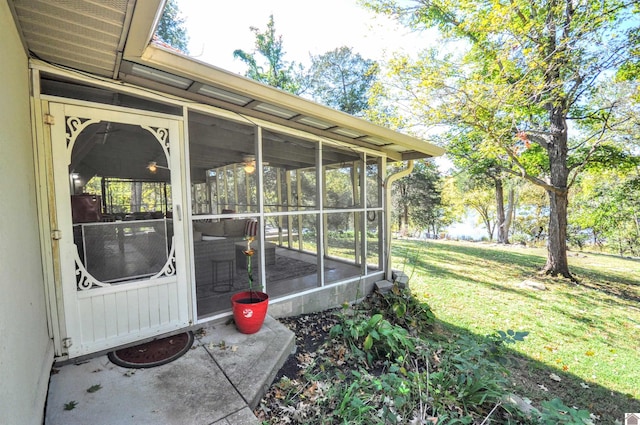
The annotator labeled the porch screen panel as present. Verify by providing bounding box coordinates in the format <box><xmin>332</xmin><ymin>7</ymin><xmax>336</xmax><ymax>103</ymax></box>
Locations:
<box><xmin>366</xmin><ymin>159</ymin><xmax>382</xmax><ymax>208</ymax></box>
<box><xmin>366</xmin><ymin>212</ymin><xmax>382</xmax><ymax>270</ymax></box>
<box><xmin>323</xmin><ymin>149</ymin><xmax>362</xmax><ymax>210</ymax></box>
<box><xmin>264</xmin><ymin>214</ymin><xmax>321</xmax><ymax>296</ymax></box>
<box><xmin>188</xmin><ymin>112</ymin><xmax>258</xmax><ymax>215</ymax></box>
<box><xmin>366</xmin><ymin>158</ymin><xmax>382</xmax><ymax>270</ymax></box>
<box><xmin>324</xmin><ymin>212</ymin><xmax>364</xmax><ymax>284</ymax></box>
<box><xmin>188</xmin><ymin>111</ymin><xmax>260</xmax><ymax>318</ymax></box>
<box><xmin>262</xmin><ymin>131</ymin><xmax>318</xmax><ymax>212</ymax></box>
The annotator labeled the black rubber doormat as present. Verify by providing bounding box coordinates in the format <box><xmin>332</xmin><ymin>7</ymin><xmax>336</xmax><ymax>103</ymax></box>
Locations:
<box><xmin>107</xmin><ymin>331</ymin><xmax>194</xmax><ymax>369</ymax></box>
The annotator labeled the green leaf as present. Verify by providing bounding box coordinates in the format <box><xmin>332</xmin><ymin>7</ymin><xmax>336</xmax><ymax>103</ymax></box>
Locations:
<box><xmin>392</xmin><ymin>302</ymin><xmax>407</xmax><ymax>317</ymax></box>
<box><xmin>363</xmin><ymin>334</ymin><xmax>374</xmax><ymax>351</ymax></box>
<box><xmin>368</xmin><ymin>313</ymin><xmax>383</xmax><ymax>327</ymax></box>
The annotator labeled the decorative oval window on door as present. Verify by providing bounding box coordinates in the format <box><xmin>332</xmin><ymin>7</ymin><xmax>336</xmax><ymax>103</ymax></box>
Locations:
<box><xmin>65</xmin><ymin>119</ymin><xmax>175</xmax><ymax>288</ymax></box>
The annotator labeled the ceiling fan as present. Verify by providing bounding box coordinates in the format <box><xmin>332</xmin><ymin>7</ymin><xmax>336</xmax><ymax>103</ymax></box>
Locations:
<box><xmin>241</xmin><ymin>155</ymin><xmax>267</xmax><ymax>174</ymax></box>
<box><xmin>242</xmin><ymin>155</ymin><xmax>256</xmax><ymax>173</ymax></box>
<box><xmin>146</xmin><ymin>161</ymin><xmax>169</xmax><ymax>173</ymax></box>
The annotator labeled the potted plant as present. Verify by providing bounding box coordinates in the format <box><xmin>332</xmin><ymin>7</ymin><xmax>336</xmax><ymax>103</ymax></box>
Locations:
<box><xmin>231</xmin><ymin>236</ymin><xmax>269</xmax><ymax>334</ymax></box>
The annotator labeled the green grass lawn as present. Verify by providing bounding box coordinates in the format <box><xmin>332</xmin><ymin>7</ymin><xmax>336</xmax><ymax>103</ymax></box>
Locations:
<box><xmin>391</xmin><ymin>239</ymin><xmax>640</xmax><ymax>422</ymax></box>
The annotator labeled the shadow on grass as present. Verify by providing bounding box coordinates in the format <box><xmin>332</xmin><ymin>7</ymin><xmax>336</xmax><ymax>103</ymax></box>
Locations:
<box><xmin>401</xmin><ymin>239</ymin><xmax>640</xmax><ymax>344</ymax></box>
<box><xmin>433</xmin><ymin>320</ymin><xmax>640</xmax><ymax>423</ymax></box>
<box><xmin>393</xmin><ymin>239</ymin><xmax>640</xmax><ymax>309</ymax></box>
<box><xmin>391</xmin><ymin>241</ymin><xmax>547</xmax><ymax>302</ymax></box>
<box><xmin>387</xmin><ymin>240</ymin><xmax>640</xmax><ymax>421</ymax></box>
<box><xmin>577</xmin><ymin>248</ymin><xmax>640</xmax><ymax>263</ymax></box>
<box><xmin>567</xmin><ymin>263</ymin><xmax>640</xmax><ymax>304</ymax></box>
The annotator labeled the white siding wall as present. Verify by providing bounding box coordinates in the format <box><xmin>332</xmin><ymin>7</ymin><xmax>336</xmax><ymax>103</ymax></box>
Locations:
<box><xmin>0</xmin><ymin>2</ymin><xmax>53</xmax><ymax>423</ymax></box>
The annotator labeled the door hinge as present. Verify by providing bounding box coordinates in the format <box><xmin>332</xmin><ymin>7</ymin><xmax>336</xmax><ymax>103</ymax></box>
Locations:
<box><xmin>62</xmin><ymin>337</ymin><xmax>73</xmax><ymax>348</ymax></box>
<box><xmin>44</xmin><ymin>114</ymin><xmax>55</xmax><ymax>125</ymax></box>
<box><xmin>52</xmin><ymin>229</ymin><xmax>62</xmax><ymax>240</ymax></box>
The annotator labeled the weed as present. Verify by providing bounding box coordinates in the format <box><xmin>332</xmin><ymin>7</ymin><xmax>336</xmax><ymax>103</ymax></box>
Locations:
<box><xmin>260</xmin><ymin>240</ymin><xmax>640</xmax><ymax>423</ymax></box>
<box><xmin>534</xmin><ymin>398</ymin><xmax>594</xmax><ymax>424</ymax></box>
<box><xmin>327</xmin><ymin>303</ymin><xmax>530</xmax><ymax>423</ymax></box>
<box><xmin>366</xmin><ymin>285</ymin><xmax>436</xmax><ymax>336</ymax></box>
<box><xmin>86</xmin><ymin>384</ymin><xmax>102</xmax><ymax>393</ymax></box>
<box><xmin>330</xmin><ymin>309</ymin><xmax>415</xmax><ymax>367</ymax></box>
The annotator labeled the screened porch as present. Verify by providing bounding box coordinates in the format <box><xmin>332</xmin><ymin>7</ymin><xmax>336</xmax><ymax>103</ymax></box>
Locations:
<box><xmin>188</xmin><ymin>110</ymin><xmax>385</xmax><ymax>318</ymax></box>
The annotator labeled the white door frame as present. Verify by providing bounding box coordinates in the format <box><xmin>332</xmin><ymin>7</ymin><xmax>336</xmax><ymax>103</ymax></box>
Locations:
<box><xmin>48</xmin><ymin>102</ymin><xmax>190</xmax><ymax>358</ymax></box>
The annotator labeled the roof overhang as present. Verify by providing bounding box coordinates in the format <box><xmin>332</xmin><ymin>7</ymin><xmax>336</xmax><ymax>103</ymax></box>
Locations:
<box><xmin>11</xmin><ymin>0</ymin><xmax>445</xmax><ymax>161</ymax></box>
<box><xmin>119</xmin><ymin>46</ymin><xmax>445</xmax><ymax>161</ymax></box>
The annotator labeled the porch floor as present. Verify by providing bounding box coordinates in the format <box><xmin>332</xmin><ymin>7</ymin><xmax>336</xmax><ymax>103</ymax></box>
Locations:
<box><xmin>44</xmin><ymin>315</ymin><xmax>295</xmax><ymax>425</ymax></box>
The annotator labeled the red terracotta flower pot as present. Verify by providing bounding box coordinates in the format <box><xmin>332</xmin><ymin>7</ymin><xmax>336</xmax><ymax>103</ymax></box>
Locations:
<box><xmin>231</xmin><ymin>291</ymin><xmax>269</xmax><ymax>334</ymax></box>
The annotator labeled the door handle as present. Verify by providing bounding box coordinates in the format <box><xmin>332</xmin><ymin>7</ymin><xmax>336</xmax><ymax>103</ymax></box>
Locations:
<box><xmin>176</xmin><ymin>205</ymin><xmax>182</xmax><ymax>221</ymax></box>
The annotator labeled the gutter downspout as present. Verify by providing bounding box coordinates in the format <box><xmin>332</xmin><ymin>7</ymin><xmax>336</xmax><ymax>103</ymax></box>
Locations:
<box><xmin>384</xmin><ymin>160</ymin><xmax>414</xmax><ymax>281</ymax></box>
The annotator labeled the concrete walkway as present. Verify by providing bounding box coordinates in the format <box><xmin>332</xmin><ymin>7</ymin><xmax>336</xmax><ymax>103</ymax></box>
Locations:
<box><xmin>45</xmin><ymin>316</ymin><xmax>295</xmax><ymax>425</ymax></box>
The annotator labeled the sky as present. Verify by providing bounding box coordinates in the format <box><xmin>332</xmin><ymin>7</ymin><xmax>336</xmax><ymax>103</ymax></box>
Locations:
<box><xmin>176</xmin><ymin>0</ymin><xmax>433</xmax><ymax>74</ymax></box>
<box><xmin>175</xmin><ymin>1</ymin><xmax>477</xmax><ymax>232</ymax></box>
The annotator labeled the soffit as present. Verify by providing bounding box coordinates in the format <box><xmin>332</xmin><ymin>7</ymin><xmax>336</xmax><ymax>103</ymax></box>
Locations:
<box><xmin>11</xmin><ymin>0</ymin><xmax>136</xmax><ymax>78</ymax></box>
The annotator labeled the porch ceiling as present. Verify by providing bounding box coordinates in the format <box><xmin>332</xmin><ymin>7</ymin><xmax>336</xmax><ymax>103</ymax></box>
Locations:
<box><xmin>10</xmin><ymin>0</ymin><xmax>134</xmax><ymax>78</ymax></box>
<box><xmin>10</xmin><ymin>0</ymin><xmax>445</xmax><ymax>162</ymax></box>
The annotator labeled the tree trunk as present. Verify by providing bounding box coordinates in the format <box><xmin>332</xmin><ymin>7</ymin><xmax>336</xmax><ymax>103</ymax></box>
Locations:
<box><xmin>545</xmin><ymin>189</ymin><xmax>571</xmax><ymax>277</ymax></box>
<box><xmin>543</xmin><ymin>106</ymin><xmax>572</xmax><ymax>279</ymax></box>
<box><xmin>502</xmin><ymin>188</ymin><xmax>514</xmax><ymax>244</ymax></box>
<box><xmin>402</xmin><ymin>204</ymin><xmax>409</xmax><ymax>236</ymax></box>
<box><xmin>495</xmin><ymin>178</ymin><xmax>508</xmax><ymax>244</ymax></box>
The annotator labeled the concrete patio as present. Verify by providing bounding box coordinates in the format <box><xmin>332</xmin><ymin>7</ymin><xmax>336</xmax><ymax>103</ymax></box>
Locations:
<box><xmin>45</xmin><ymin>316</ymin><xmax>295</xmax><ymax>425</ymax></box>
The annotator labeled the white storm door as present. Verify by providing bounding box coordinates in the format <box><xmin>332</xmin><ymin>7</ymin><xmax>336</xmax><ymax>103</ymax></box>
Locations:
<box><xmin>50</xmin><ymin>103</ymin><xmax>189</xmax><ymax>358</ymax></box>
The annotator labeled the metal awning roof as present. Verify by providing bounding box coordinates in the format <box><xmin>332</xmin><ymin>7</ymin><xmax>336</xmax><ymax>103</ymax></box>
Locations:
<box><xmin>10</xmin><ymin>0</ymin><xmax>444</xmax><ymax>161</ymax></box>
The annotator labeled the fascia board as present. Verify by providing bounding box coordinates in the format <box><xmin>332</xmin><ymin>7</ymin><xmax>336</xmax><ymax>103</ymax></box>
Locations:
<box><xmin>123</xmin><ymin>0</ymin><xmax>165</xmax><ymax>60</ymax></box>
<box><xmin>138</xmin><ymin>45</ymin><xmax>446</xmax><ymax>158</ymax></box>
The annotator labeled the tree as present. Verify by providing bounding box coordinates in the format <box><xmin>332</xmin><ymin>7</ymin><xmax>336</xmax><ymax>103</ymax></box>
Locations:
<box><xmin>233</xmin><ymin>15</ymin><xmax>302</xmax><ymax>94</ymax></box>
<box><xmin>511</xmin><ymin>181</ymin><xmax>550</xmax><ymax>244</ymax></box>
<box><xmin>392</xmin><ymin>160</ymin><xmax>444</xmax><ymax>237</ymax></box>
<box><xmin>464</xmin><ymin>186</ymin><xmax>497</xmax><ymax>240</ymax></box>
<box><xmin>446</xmin><ymin>130</ymin><xmax>515</xmax><ymax>243</ymax></box>
<box><xmin>365</xmin><ymin>0</ymin><xmax>638</xmax><ymax>279</ymax></box>
<box><xmin>306</xmin><ymin>47</ymin><xmax>379</xmax><ymax>116</ymax></box>
<box><xmin>570</xmin><ymin>159</ymin><xmax>640</xmax><ymax>254</ymax></box>
<box><xmin>451</xmin><ymin>171</ymin><xmax>501</xmax><ymax>240</ymax></box>
<box><xmin>155</xmin><ymin>0</ymin><xmax>189</xmax><ymax>54</ymax></box>
<box><xmin>440</xmin><ymin>175</ymin><xmax>466</xmax><ymax>230</ymax></box>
